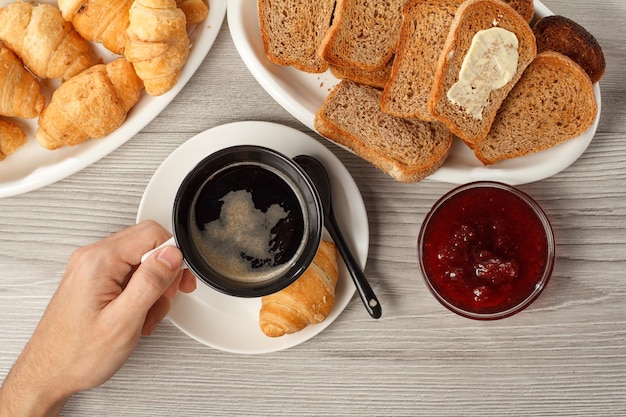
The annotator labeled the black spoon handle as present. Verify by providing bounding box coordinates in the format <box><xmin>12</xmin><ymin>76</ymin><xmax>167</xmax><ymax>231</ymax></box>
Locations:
<box><xmin>326</xmin><ymin>210</ymin><xmax>382</xmax><ymax>319</ymax></box>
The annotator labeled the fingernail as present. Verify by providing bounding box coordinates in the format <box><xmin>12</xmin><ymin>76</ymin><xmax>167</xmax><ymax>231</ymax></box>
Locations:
<box><xmin>156</xmin><ymin>246</ymin><xmax>183</xmax><ymax>271</ymax></box>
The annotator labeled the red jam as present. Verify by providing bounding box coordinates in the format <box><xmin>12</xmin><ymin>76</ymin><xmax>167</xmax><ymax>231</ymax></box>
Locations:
<box><xmin>419</xmin><ymin>182</ymin><xmax>554</xmax><ymax>319</ymax></box>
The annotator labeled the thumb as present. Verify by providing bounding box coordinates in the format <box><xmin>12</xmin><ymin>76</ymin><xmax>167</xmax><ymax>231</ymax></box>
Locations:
<box><xmin>119</xmin><ymin>246</ymin><xmax>183</xmax><ymax>319</ymax></box>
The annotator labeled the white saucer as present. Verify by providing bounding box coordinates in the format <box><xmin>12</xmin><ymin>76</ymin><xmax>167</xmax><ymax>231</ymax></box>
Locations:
<box><xmin>136</xmin><ymin>121</ymin><xmax>368</xmax><ymax>354</ymax></box>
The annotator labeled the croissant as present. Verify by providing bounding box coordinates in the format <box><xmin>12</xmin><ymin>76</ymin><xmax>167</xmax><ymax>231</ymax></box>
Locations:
<box><xmin>0</xmin><ymin>45</ymin><xmax>45</xmax><ymax>119</ymax></box>
<box><xmin>0</xmin><ymin>2</ymin><xmax>95</xmax><ymax>81</ymax></box>
<box><xmin>35</xmin><ymin>58</ymin><xmax>143</xmax><ymax>150</ymax></box>
<box><xmin>125</xmin><ymin>0</ymin><xmax>190</xmax><ymax>96</ymax></box>
<box><xmin>0</xmin><ymin>119</ymin><xmax>28</xmax><ymax>162</ymax></box>
<box><xmin>57</xmin><ymin>0</ymin><xmax>133</xmax><ymax>55</ymax></box>
<box><xmin>259</xmin><ymin>240</ymin><xmax>339</xmax><ymax>337</ymax></box>
<box><xmin>176</xmin><ymin>0</ymin><xmax>208</xmax><ymax>25</ymax></box>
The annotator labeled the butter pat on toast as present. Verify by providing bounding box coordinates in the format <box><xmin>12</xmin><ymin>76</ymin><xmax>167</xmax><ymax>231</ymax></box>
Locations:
<box><xmin>429</xmin><ymin>0</ymin><xmax>536</xmax><ymax>147</ymax></box>
<box><xmin>381</xmin><ymin>0</ymin><xmax>532</xmax><ymax>121</ymax></box>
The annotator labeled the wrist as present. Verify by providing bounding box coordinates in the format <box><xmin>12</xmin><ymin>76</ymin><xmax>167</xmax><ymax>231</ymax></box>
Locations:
<box><xmin>0</xmin><ymin>385</ymin><xmax>67</xmax><ymax>417</ymax></box>
<box><xmin>0</xmin><ymin>344</ymin><xmax>72</xmax><ymax>417</ymax></box>
<box><xmin>0</xmin><ymin>376</ymin><xmax>69</xmax><ymax>417</ymax></box>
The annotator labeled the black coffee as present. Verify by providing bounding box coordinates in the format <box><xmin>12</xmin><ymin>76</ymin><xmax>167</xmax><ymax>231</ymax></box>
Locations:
<box><xmin>191</xmin><ymin>163</ymin><xmax>307</xmax><ymax>282</ymax></box>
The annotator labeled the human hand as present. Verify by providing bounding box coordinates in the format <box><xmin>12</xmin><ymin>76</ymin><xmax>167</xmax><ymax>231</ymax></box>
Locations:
<box><xmin>0</xmin><ymin>220</ymin><xmax>196</xmax><ymax>417</ymax></box>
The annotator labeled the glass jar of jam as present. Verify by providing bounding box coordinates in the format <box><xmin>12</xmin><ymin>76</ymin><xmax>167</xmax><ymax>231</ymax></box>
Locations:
<box><xmin>418</xmin><ymin>181</ymin><xmax>555</xmax><ymax>320</ymax></box>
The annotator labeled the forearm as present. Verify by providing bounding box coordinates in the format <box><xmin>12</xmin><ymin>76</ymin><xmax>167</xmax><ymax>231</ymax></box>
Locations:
<box><xmin>0</xmin><ymin>343</ymin><xmax>71</xmax><ymax>417</ymax></box>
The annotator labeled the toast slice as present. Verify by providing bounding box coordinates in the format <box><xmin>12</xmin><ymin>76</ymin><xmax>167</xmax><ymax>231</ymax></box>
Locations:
<box><xmin>473</xmin><ymin>51</ymin><xmax>597</xmax><ymax>165</ymax></box>
<box><xmin>505</xmin><ymin>0</ymin><xmax>534</xmax><ymax>23</ymax></box>
<box><xmin>314</xmin><ymin>80</ymin><xmax>453</xmax><ymax>182</ymax></box>
<box><xmin>380</xmin><ymin>0</ymin><xmax>464</xmax><ymax>120</ymax></box>
<box><xmin>429</xmin><ymin>0</ymin><xmax>536</xmax><ymax>147</ymax></box>
<box><xmin>380</xmin><ymin>0</ymin><xmax>534</xmax><ymax>121</ymax></box>
<box><xmin>330</xmin><ymin>56</ymin><xmax>394</xmax><ymax>88</ymax></box>
<box><xmin>258</xmin><ymin>0</ymin><xmax>335</xmax><ymax>73</ymax></box>
<box><xmin>533</xmin><ymin>15</ymin><xmax>605</xmax><ymax>84</ymax></box>
<box><xmin>318</xmin><ymin>0</ymin><xmax>404</xmax><ymax>71</ymax></box>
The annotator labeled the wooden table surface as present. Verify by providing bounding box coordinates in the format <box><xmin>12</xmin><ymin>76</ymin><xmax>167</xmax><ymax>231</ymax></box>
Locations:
<box><xmin>2</xmin><ymin>1</ymin><xmax>625</xmax><ymax>415</ymax></box>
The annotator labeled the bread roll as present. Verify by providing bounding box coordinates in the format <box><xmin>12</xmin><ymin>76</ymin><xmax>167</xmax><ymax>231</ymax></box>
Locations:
<box><xmin>259</xmin><ymin>240</ymin><xmax>339</xmax><ymax>337</ymax></box>
<box><xmin>36</xmin><ymin>58</ymin><xmax>143</xmax><ymax>150</ymax></box>
<box><xmin>0</xmin><ymin>2</ymin><xmax>95</xmax><ymax>81</ymax></box>
<box><xmin>57</xmin><ymin>0</ymin><xmax>133</xmax><ymax>55</ymax></box>
<box><xmin>125</xmin><ymin>0</ymin><xmax>189</xmax><ymax>96</ymax></box>
<box><xmin>533</xmin><ymin>15</ymin><xmax>605</xmax><ymax>84</ymax></box>
<box><xmin>0</xmin><ymin>119</ymin><xmax>28</xmax><ymax>162</ymax></box>
<box><xmin>0</xmin><ymin>45</ymin><xmax>45</xmax><ymax>119</ymax></box>
<box><xmin>176</xmin><ymin>0</ymin><xmax>208</xmax><ymax>25</ymax></box>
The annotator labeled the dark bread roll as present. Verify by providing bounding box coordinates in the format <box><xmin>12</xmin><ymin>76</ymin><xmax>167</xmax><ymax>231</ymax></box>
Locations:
<box><xmin>533</xmin><ymin>15</ymin><xmax>605</xmax><ymax>84</ymax></box>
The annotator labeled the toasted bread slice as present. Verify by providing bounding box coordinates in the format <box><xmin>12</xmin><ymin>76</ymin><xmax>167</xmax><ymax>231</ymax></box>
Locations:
<box><xmin>314</xmin><ymin>81</ymin><xmax>453</xmax><ymax>182</ymax></box>
<box><xmin>505</xmin><ymin>0</ymin><xmax>534</xmax><ymax>22</ymax></box>
<box><xmin>318</xmin><ymin>0</ymin><xmax>404</xmax><ymax>71</ymax></box>
<box><xmin>330</xmin><ymin>56</ymin><xmax>394</xmax><ymax>88</ymax></box>
<box><xmin>380</xmin><ymin>0</ymin><xmax>464</xmax><ymax>120</ymax></box>
<box><xmin>473</xmin><ymin>51</ymin><xmax>597</xmax><ymax>165</ymax></box>
<box><xmin>380</xmin><ymin>0</ymin><xmax>534</xmax><ymax>121</ymax></box>
<box><xmin>533</xmin><ymin>15</ymin><xmax>605</xmax><ymax>84</ymax></box>
<box><xmin>258</xmin><ymin>0</ymin><xmax>335</xmax><ymax>73</ymax></box>
<box><xmin>429</xmin><ymin>0</ymin><xmax>536</xmax><ymax>147</ymax></box>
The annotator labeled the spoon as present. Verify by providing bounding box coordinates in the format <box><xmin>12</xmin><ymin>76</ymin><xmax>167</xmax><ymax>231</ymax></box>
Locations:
<box><xmin>294</xmin><ymin>155</ymin><xmax>382</xmax><ymax>319</ymax></box>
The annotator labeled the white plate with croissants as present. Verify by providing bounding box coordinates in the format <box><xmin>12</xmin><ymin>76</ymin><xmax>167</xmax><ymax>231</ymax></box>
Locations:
<box><xmin>228</xmin><ymin>0</ymin><xmax>602</xmax><ymax>185</ymax></box>
<box><xmin>0</xmin><ymin>0</ymin><xmax>226</xmax><ymax>198</ymax></box>
<box><xmin>136</xmin><ymin>121</ymin><xmax>369</xmax><ymax>354</ymax></box>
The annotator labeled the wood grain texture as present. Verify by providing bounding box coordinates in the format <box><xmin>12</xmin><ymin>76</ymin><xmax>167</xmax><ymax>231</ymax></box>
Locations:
<box><xmin>2</xmin><ymin>1</ymin><xmax>626</xmax><ymax>415</ymax></box>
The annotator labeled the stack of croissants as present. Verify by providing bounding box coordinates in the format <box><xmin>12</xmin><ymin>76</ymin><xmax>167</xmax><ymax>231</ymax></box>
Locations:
<box><xmin>0</xmin><ymin>0</ymin><xmax>210</xmax><ymax>161</ymax></box>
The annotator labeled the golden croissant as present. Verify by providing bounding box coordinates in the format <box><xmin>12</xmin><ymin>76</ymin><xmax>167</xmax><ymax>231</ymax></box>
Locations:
<box><xmin>0</xmin><ymin>2</ymin><xmax>95</xmax><ymax>81</ymax></box>
<box><xmin>125</xmin><ymin>0</ymin><xmax>190</xmax><ymax>96</ymax></box>
<box><xmin>57</xmin><ymin>0</ymin><xmax>133</xmax><ymax>55</ymax></box>
<box><xmin>0</xmin><ymin>45</ymin><xmax>45</xmax><ymax>119</ymax></box>
<box><xmin>176</xmin><ymin>0</ymin><xmax>209</xmax><ymax>25</ymax></box>
<box><xmin>0</xmin><ymin>119</ymin><xmax>28</xmax><ymax>162</ymax></box>
<box><xmin>36</xmin><ymin>58</ymin><xmax>143</xmax><ymax>150</ymax></box>
<box><xmin>259</xmin><ymin>240</ymin><xmax>339</xmax><ymax>337</ymax></box>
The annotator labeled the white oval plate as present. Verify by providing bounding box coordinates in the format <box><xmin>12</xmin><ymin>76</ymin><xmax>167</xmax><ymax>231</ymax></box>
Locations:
<box><xmin>136</xmin><ymin>121</ymin><xmax>368</xmax><ymax>354</ymax></box>
<box><xmin>0</xmin><ymin>0</ymin><xmax>226</xmax><ymax>198</ymax></box>
<box><xmin>227</xmin><ymin>0</ymin><xmax>601</xmax><ymax>185</ymax></box>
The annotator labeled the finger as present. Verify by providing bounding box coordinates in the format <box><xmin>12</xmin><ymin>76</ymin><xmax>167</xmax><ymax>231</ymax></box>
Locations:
<box><xmin>142</xmin><ymin>296</ymin><xmax>171</xmax><ymax>336</ymax></box>
<box><xmin>163</xmin><ymin>269</ymin><xmax>196</xmax><ymax>298</ymax></box>
<box><xmin>163</xmin><ymin>270</ymin><xmax>184</xmax><ymax>299</ymax></box>
<box><xmin>99</xmin><ymin>220</ymin><xmax>172</xmax><ymax>267</ymax></box>
<box><xmin>117</xmin><ymin>246</ymin><xmax>183</xmax><ymax>319</ymax></box>
<box><xmin>179</xmin><ymin>270</ymin><xmax>197</xmax><ymax>293</ymax></box>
